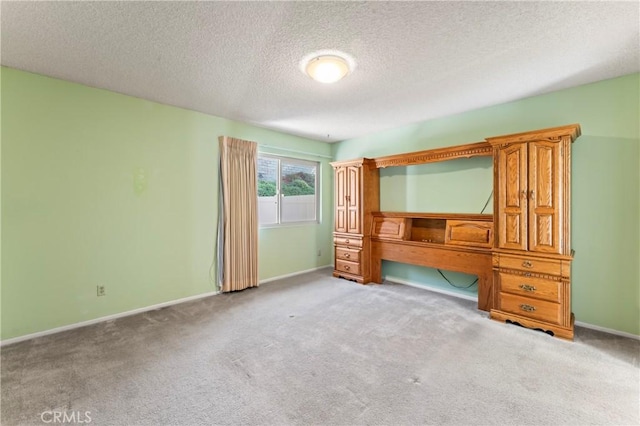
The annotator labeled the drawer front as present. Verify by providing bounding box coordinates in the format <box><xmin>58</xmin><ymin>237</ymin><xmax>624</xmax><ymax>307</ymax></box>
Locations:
<box><xmin>335</xmin><ymin>247</ymin><xmax>361</xmax><ymax>263</ymax></box>
<box><xmin>499</xmin><ymin>273</ymin><xmax>561</xmax><ymax>303</ymax></box>
<box><xmin>498</xmin><ymin>255</ymin><xmax>562</xmax><ymax>276</ymax></box>
<box><xmin>499</xmin><ymin>292</ymin><xmax>562</xmax><ymax>325</ymax></box>
<box><xmin>335</xmin><ymin>259</ymin><xmax>361</xmax><ymax>276</ymax></box>
<box><xmin>334</xmin><ymin>236</ymin><xmax>363</xmax><ymax>248</ymax></box>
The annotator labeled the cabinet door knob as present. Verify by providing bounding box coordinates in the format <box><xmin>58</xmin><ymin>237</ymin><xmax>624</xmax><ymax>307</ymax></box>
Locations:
<box><xmin>344</xmin><ymin>265</ymin><xmax>350</xmax><ymax>270</ymax></box>
<box><xmin>529</xmin><ymin>190</ymin><xmax>535</xmax><ymax>199</ymax></box>
<box><xmin>521</xmin><ymin>190</ymin><xmax>527</xmax><ymax>199</ymax></box>
<box><xmin>345</xmin><ymin>239</ymin><xmax>350</xmax><ymax>244</ymax></box>
<box><xmin>519</xmin><ymin>284</ymin><xmax>536</xmax><ymax>292</ymax></box>
<box><xmin>344</xmin><ymin>253</ymin><xmax>350</xmax><ymax>258</ymax></box>
<box><xmin>522</xmin><ymin>260</ymin><xmax>533</xmax><ymax>268</ymax></box>
<box><xmin>519</xmin><ymin>304</ymin><xmax>536</xmax><ymax>312</ymax></box>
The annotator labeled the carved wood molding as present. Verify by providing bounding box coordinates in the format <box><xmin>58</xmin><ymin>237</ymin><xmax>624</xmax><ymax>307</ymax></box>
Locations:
<box><xmin>372</xmin><ymin>211</ymin><xmax>492</xmax><ymax>221</ymax></box>
<box><xmin>372</xmin><ymin>141</ymin><xmax>492</xmax><ymax>169</ymax></box>
<box><xmin>341</xmin><ymin>124</ymin><xmax>580</xmax><ymax>169</ymax></box>
<box><xmin>330</xmin><ymin>158</ymin><xmax>376</xmax><ymax>168</ymax></box>
<box><xmin>495</xmin><ymin>268</ymin><xmax>566</xmax><ymax>281</ymax></box>
<box><xmin>485</xmin><ymin>124</ymin><xmax>581</xmax><ymax>147</ymax></box>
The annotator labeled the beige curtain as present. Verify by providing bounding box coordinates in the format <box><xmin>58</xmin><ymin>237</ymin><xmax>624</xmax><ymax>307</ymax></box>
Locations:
<box><xmin>217</xmin><ymin>136</ymin><xmax>258</xmax><ymax>292</ymax></box>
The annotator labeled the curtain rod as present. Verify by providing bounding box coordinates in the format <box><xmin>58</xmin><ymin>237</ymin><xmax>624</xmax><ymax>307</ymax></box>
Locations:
<box><xmin>258</xmin><ymin>144</ymin><xmax>333</xmax><ymax>159</ymax></box>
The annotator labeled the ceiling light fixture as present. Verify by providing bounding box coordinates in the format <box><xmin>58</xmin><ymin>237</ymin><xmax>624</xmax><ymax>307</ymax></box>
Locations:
<box><xmin>302</xmin><ymin>52</ymin><xmax>354</xmax><ymax>84</ymax></box>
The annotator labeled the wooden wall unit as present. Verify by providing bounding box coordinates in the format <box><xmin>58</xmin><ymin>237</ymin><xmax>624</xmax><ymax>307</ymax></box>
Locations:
<box><xmin>487</xmin><ymin>124</ymin><xmax>580</xmax><ymax>340</ymax></box>
<box><xmin>331</xmin><ymin>158</ymin><xmax>379</xmax><ymax>283</ymax></box>
<box><xmin>331</xmin><ymin>124</ymin><xmax>580</xmax><ymax>339</ymax></box>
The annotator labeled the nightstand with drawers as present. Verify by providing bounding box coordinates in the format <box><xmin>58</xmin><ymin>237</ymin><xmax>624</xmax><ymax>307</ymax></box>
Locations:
<box><xmin>334</xmin><ymin>236</ymin><xmax>364</xmax><ymax>280</ymax></box>
<box><xmin>491</xmin><ymin>253</ymin><xmax>574</xmax><ymax>339</ymax></box>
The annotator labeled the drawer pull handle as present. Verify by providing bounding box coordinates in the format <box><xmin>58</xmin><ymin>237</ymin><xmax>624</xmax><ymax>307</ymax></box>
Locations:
<box><xmin>519</xmin><ymin>284</ymin><xmax>536</xmax><ymax>292</ymax></box>
<box><xmin>520</xmin><ymin>304</ymin><xmax>536</xmax><ymax>312</ymax></box>
<box><xmin>344</xmin><ymin>265</ymin><xmax>350</xmax><ymax>270</ymax></box>
<box><xmin>344</xmin><ymin>253</ymin><xmax>350</xmax><ymax>258</ymax></box>
<box><xmin>522</xmin><ymin>260</ymin><xmax>533</xmax><ymax>268</ymax></box>
<box><xmin>345</xmin><ymin>239</ymin><xmax>350</xmax><ymax>244</ymax></box>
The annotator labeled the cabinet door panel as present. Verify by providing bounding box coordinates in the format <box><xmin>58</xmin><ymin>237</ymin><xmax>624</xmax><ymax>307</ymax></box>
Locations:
<box><xmin>334</xmin><ymin>167</ymin><xmax>347</xmax><ymax>232</ymax></box>
<box><xmin>528</xmin><ymin>142</ymin><xmax>562</xmax><ymax>254</ymax></box>
<box><xmin>498</xmin><ymin>144</ymin><xmax>528</xmax><ymax>250</ymax></box>
<box><xmin>534</xmin><ymin>214</ymin><xmax>554</xmax><ymax>248</ymax></box>
<box><xmin>346</xmin><ymin>166</ymin><xmax>361</xmax><ymax>233</ymax></box>
<box><xmin>504</xmin><ymin>214</ymin><xmax>522</xmax><ymax>246</ymax></box>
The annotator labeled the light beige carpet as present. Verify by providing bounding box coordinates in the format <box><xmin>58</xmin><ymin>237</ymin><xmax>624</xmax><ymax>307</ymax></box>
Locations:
<box><xmin>2</xmin><ymin>269</ymin><xmax>639</xmax><ymax>425</ymax></box>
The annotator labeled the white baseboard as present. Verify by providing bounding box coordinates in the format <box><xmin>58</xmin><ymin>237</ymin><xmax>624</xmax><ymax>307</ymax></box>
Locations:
<box><xmin>1</xmin><ymin>265</ymin><xmax>333</xmax><ymax>347</ymax></box>
<box><xmin>385</xmin><ymin>275</ymin><xmax>640</xmax><ymax>340</ymax></box>
<box><xmin>384</xmin><ymin>275</ymin><xmax>478</xmax><ymax>302</ymax></box>
<box><xmin>574</xmin><ymin>321</ymin><xmax>640</xmax><ymax>340</ymax></box>
<box><xmin>4</xmin><ymin>266</ymin><xmax>635</xmax><ymax>346</ymax></box>
<box><xmin>259</xmin><ymin>264</ymin><xmax>332</xmax><ymax>284</ymax></box>
<box><xmin>0</xmin><ymin>290</ymin><xmax>220</xmax><ymax>347</ymax></box>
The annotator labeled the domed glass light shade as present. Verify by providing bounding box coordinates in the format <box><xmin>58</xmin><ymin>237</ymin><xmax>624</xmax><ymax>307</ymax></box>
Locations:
<box><xmin>305</xmin><ymin>55</ymin><xmax>351</xmax><ymax>84</ymax></box>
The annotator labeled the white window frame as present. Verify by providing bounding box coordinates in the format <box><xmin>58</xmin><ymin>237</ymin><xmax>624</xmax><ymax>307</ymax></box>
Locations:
<box><xmin>257</xmin><ymin>154</ymin><xmax>320</xmax><ymax>227</ymax></box>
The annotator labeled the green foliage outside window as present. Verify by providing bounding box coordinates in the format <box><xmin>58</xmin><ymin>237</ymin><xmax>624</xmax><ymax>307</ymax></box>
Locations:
<box><xmin>258</xmin><ymin>180</ymin><xmax>277</xmax><ymax>196</ymax></box>
<box><xmin>282</xmin><ymin>171</ymin><xmax>315</xmax><ymax>188</ymax></box>
<box><xmin>258</xmin><ymin>171</ymin><xmax>315</xmax><ymax>196</ymax></box>
<box><xmin>282</xmin><ymin>179</ymin><xmax>314</xmax><ymax>195</ymax></box>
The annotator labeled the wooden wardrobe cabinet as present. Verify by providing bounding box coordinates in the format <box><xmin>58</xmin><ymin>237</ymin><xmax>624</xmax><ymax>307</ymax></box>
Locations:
<box><xmin>331</xmin><ymin>158</ymin><xmax>379</xmax><ymax>283</ymax></box>
<box><xmin>494</xmin><ymin>140</ymin><xmax>566</xmax><ymax>254</ymax></box>
<box><xmin>487</xmin><ymin>124</ymin><xmax>580</xmax><ymax>340</ymax></box>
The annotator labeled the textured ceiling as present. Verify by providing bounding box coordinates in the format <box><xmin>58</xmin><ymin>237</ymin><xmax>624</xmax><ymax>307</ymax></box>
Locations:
<box><xmin>2</xmin><ymin>1</ymin><xmax>639</xmax><ymax>142</ymax></box>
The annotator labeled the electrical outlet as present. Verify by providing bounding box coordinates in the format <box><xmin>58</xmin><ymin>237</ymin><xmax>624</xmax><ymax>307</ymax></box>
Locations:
<box><xmin>97</xmin><ymin>285</ymin><xmax>106</xmax><ymax>297</ymax></box>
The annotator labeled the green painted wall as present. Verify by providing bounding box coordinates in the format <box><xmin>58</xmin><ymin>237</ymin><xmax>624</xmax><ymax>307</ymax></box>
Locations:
<box><xmin>333</xmin><ymin>73</ymin><xmax>640</xmax><ymax>336</ymax></box>
<box><xmin>1</xmin><ymin>67</ymin><xmax>333</xmax><ymax>341</ymax></box>
<box><xmin>2</xmin><ymin>67</ymin><xmax>638</xmax><ymax>339</ymax></box>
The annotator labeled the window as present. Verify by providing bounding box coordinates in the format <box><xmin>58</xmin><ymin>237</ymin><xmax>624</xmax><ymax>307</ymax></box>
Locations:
<box><xmin>257</xmin><ymin>154</ymin><xmax>319</xmax><ymax>226</ymax></box>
